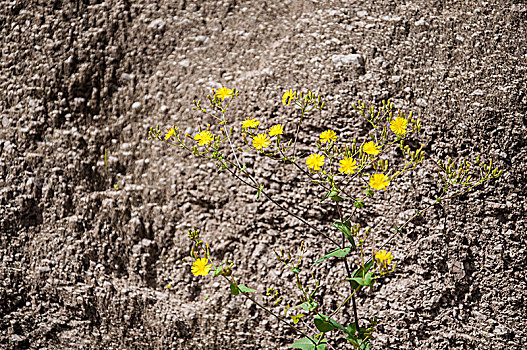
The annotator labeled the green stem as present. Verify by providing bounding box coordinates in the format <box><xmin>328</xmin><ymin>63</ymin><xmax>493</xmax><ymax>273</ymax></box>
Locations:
<box><xmin>242</xmin><ymin>292</ymin><xmax>318</xmax><ymax>346</ymax></box>
<box><xmin>336</xmin><ymin>202</ymin><xmax>360</xmax><ymax>330</ymax></box>
<box><xmin>223</xmin><ymin>165</ymin><xmax>341</xmax><ymax>247</ymax></box>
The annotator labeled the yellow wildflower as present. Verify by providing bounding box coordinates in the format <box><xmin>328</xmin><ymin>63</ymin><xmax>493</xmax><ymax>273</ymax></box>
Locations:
<box><xmin>339</xmin><ymin>157</ymin><xmax>358</xmax><ymax>174</ymax></box>
<box><xmin>241</xmin><ymin>118</ymin><xmax>260</xmax><ymax>129</ymax></box>
<box><xmin>363</xmin><ymin>141</ymin><xmax>381</xmax><ymax>156</ymax></box>
<box><xmin>282</xmin><ymin>89</ymin><xmax>296</xmax><ymax>106</ymax></box>
<box><xmin>375</xmin><ymin>250</ymin><xmax>393</xmax><ymax>266</ymax></box>
<box><xmin>390</xmin><ymin>117</ymin><xmax>408</xmax><ymax>135</ymax></box>
<box><xmin>319</xmin><ymin>129</ymin><xmax>337</xmax><ymax>143</ymax></box>
<box><xmin>269</xmin><ymin>124</ymin><xmax>284</xmax><ymax>136</ymax></box>
<box><xmin>369</xmin><ymin>173</ymin><xmax>390</xmax><ymax>190</ymax></box>
<box><xmin>215</xmin><ymin>87</ymin><xmax>232</xmax><ymax>101</ymax></box>
<box><xmin>306</xmin><ymin>153</ymin><xmax>325</xmax><ymax>171</ymax></box>
<box><xmin>191</xmin><ymin>258</ymin><xmax>211</xmax><ymax>276</ymax></box>
<box><xmin>194</xmin><ymin>131</ymin><xmax>214</xmax><ymax>146</ymax></box>
<box><xmin>164</xmin><ymin>126</ymin><xmax>178</xmax><ymax>140</ymax></box>
<box><xmin>252</xmin><ymin>133</ymin><xmax>271</xmax><ymax>150</ymax></box>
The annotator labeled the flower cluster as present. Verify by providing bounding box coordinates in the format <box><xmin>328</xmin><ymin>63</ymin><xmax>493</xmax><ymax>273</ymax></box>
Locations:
<box><xmin>305</xmin><ymin>130</ymin><xmax>392</xmax><ymax>190</ymax></box>
<box><xmin>240</xmin><ymin>116</ymin><xmax>284</xmax><ymax>151</ymax></box>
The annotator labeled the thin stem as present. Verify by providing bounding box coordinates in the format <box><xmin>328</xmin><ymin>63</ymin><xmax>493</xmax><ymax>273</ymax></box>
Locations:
<box><xmin>336</xmin><ymin>202</ymin><xmax>360</xmax><ymax>330</ymax></box>
<box><xmin>221</xmin><ymin>114</ymin><xmax>259</xmax><ymax>188</ymax></box>
<box><xmin>223</xmin><ymin>165</ymin><xmax>341</xmax><ymax>246</ymax></box>
<box><xmin>329</xmin><ymin>287</ymin><xmax>359</xmax><ymax>318</ymax></box>
<box><xmin>200</xmin><ymin>248</ymin><xmax>318</xmax><ymax>347</ymax></box>
<box><xmin>292</xmin><ymin>109</ymin><xmax>305</xmax><ymax>157</ymax></box>
<box><xmin>241</xmin><ymin>292</ymin><xmax>318</xmax><ymax>346</ymax></box>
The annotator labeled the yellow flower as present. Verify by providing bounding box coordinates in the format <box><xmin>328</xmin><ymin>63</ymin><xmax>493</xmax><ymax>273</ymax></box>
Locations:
<box><xmin>164</xmin><ymin>126</ymin><xmax>178</xmax><ymax>140</ymax></box>
<box><xmin>369</xmin><ymin>173</ymin><xmax>390</xmax><ymax>190</ymax></box>
<box><xmin>241</xmin><ymin>118</ymin><xmax>260</xmax><ymax>129</ymax></box>
<box><xmin>269</xmin><ymin>124</ymin><xmax>284</xmax><ymax>136</ymax></box>
<box><xmin>215</xmin><ymin>87</ymin><xmax>232</xmax><ymax>101</ymax></box>
<box><xmin>319</xmin><ymin>129</ymin><xmax>337</xmax><ymax>143</ymax></box>
<box><xmin>252</xmin><ymin>133</ymin><xmax>271</xmax><ymax>150</ymax></box>
<box><xmin>363</xmin><ymin>141</ymin><xmax>381</xmax><ymax>156</ymax></box>
<box><xmin>191</xmin><ymin>258</ymin><xmax>211</xmax><ymax>276</ymax></box>
<box><xmin>194</xmin><ymin>131</ymin><xmax>214</xmax><ymax>146</ymax></box>
<box><xmin>306</xmin><ymin>153</ymin><xmax>325</xmax><ymax>171</ymax></box>
<box><xmin>390</xmin><ymin>117</ymin><xmax>408</xmax><ymax>135</ymax></box>
<box><xmin>282</xmin><ymin>89</ymin><xmax>296</xmax><ymax>106</ymax></box>
<box><xmin>375</xmin><ymin>249</ymin><xmax>393</xmax><ymax>267</ymax></box>
<box><xmin>339</xmin><ymin>157</ymin><xmax>358</xmax><ymax>174</ymax></box>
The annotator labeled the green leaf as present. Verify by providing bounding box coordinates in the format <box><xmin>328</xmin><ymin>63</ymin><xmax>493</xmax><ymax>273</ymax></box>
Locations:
<box><xmin>320</xmin><ymin>187</ymin><xmax>339</xmax><ymax>203</ymax></box>
<box><xmin>230</xmin><ymin>282</ymin><xmax>240</xmax><ymax>296</ymax></box>
<box><xmin>289</xmin><ymin>338</ymin><xmax>327</xmax><ymax>350</ymax></box>
<box><xmin>328</xmin><ymin>318</ymin><xmax>347</xmax><ymax>332</ymax></box>
<box><xmin>359</xmin><ymin>340</ymin><xmax>371</xmax><ymax>350</ymax></box>
<box><xmin>349</xmin><ymin>263</ymin><xmax>375</xmax><ymax>289</ymax></box>
<box><xmin>256</xmin><ymin>185</ymin><xmax>264</xmax><ymax>200</ymax></box>
<box><xmin>292</xmin><ymin>268</ymin><xmax>300</xmax><ymax>275</ymax></box>
<box><xmin>330</xmin><ymin>195</ymin><xmax>344</xmax><ymax>202</ymax></box>
<box><xmin>296</xmin><ymin>301</ymin><xmax>318</xmax><ymax>312</ymax></box>
<box><xmin>238</xmin><ymin>284</ymin><xmax>257</xmax><ymax>293</ymax></box>
<box><xmin>313</xmin><ymin>247</ymin><xmax>352</xmax><ymax>266</ymax></box>
<box><xmin>333</xmin><ymin>221</ymin><xmax>356</xmax><ymax>250</ymax></box>
<box><xmin>346</xmin><ymin>273</ymin><xmax>373</xmax><ymax>288</ymax></box>
<box><xmin>212</xmin><ymin>264</ymin><xmax>223</xmax><ymax>278</ymax></box>
<box><xmin>353</xmin><ymin>200</ymin><xmax>364</xmax><ymax>208</ymax></box>
<box><xmin>353</xmin><ymin>260</ymin><xmax>374</xmax><ymax>278</ymax></box>
<box><xmin>314</xmin><ymin>315</ymin><xmax>336</xmax><ymax>332</ymax></box>
<box><xmin>347</xmin><ymin>323</ymin><xmax>357</xmax><ymax>336</ymax></box>
<box><xmin>351</xmin><ymin>272</ymin><xmax>373</xmax><ymax>287</ymax></box>
<box><xmin>289</xmin><ymin>338</ymin><xmax>317</xmax><ymax>350</ymax></box>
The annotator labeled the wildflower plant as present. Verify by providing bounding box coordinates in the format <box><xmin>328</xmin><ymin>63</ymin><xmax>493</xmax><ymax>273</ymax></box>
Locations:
<box><xmin>148</xmin><ymin>87</ymin><xmax>501</xmax><ymax>349</ymax></box>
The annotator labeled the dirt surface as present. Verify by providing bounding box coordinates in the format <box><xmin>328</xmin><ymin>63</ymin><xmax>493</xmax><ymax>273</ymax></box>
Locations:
<box><xmin>1</xmin><ymin>0</ymin><xmax>526</xmax><ymax>349</ymax></box>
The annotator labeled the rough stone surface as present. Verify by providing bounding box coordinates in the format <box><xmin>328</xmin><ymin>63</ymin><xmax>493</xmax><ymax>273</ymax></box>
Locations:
<box><xmin>1</xmin><ymin>1</ymin><xmax>526</xmax><ymax>349</ymax></box>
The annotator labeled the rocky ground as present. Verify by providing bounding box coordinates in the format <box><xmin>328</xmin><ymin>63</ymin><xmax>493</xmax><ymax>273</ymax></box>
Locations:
<box><xmin>1</xmin><ymin>0</ymin><xmax>526</xmax><ymax>349</ymax></box>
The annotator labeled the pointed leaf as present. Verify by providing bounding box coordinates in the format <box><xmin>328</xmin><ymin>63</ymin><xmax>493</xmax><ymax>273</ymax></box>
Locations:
<box><xmin>296</xmin><ymin>301</ymin><xmax>318</xmax><ymax>312</ymax></box>
<box><xmin>238</xmin><ymin>284</ymin><xmax>257</xmax><ymax>293</ymax></box>
<box><xmin>330</xmin><ymin>195</ymin><xmax>344</xmax><ymax>202</ymax></box>
<box><xmin>290</xmin><ymin>337</ymin><xmax>317</xmax><ymax>350</ymax></box>
<box><xmin>334</xmin><ymin>221</ymin><xmax>356</xmax><ymax>250</ymax></box>
<box><xmin>346</xmin><ymin>277</ymin><xmax>369</xmax><ymax>287</ymax></box>
<box><xmin>212</xmin><ymin>264</ymin><xmax>223</xmax><ymax>278</ymax></box>
<box><xmin>352</xmin><ymin>260</ymin><xmax>374</xmax><ymax>278</ymax></box>
<box><xmin>290</xmin><ymin>337</ymin><xmax>327</xmax><ymax>350</ymax></box>
<box><xmin>329</xmin><ymin>318</ymin><xmax>347</xmax><ymax>332</ymax></box>
<box><xmin>316</xmin><ymin>341</ymin><xmax>327</xmax><ymax>350</ymax></box>
<box><xmin>320</xmin><ymin>188</ymin><xmax>339</xmax><ymax>203</ymax></box>
<box><xmin>313</xmin><ymin>247</ymin><xmax>352</xmax><ymax>266</ymax></box>
<box><xmin>229</xmin><ymin>282</ymin><xmax>240</xmax><ymax>296</ymax></box>
<box><xmin>314</xmin><ymin>315</ymin><xmax>336</xmax><ymax>332</ymax></box>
